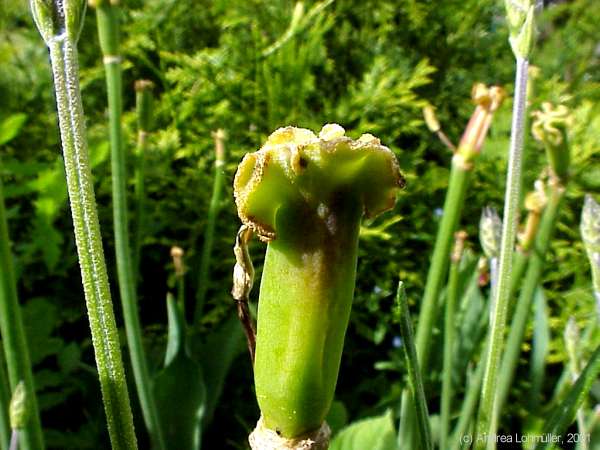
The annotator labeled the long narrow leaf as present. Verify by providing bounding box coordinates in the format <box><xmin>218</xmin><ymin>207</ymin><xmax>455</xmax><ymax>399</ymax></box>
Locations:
<box><xmin>535</xmin><ymin>345</ymin><xmax>600</xmax><ymax>450</ymax></box>
<box><xmin>395</xmin><ymin>281</ymin><xmax>433</xmax><ymax>450</ymax></box>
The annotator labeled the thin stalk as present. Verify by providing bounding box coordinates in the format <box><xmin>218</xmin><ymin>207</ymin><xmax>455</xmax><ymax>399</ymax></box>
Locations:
<box><xmin>399</xmin><ymin>162</ymin><xmax>470</xmax><ymax>447</ymax></box>
<box><xmin>450</xmin><ymin>354</ymin><xmax>486</xmax><ymax>450</ymax></box>
<box><xmin>132</xmin><ymin>81</ymin><xmax>153</xmax><ymax>278</ymax></box>
<box><xmin>47</xmin><ymin>36</ymin><xmax>137</xmax><ymax>449</ymax></box>
<box><xmin>508</xmin><ymin>249</ymin><xmax>528</xmax><ymax>306</ymax></box>
<box><xmin>0</xmin><ymin>175</ymin><xmax>44</xmax><ymax>450</ymax></box>
<box><xmin>495</xmin><ymin>183</ymin><xmax>563</xmax><ymax>415</ymax></box>
<box><xmin>93</xmin><ymin>4</ymin><xmax>166</xmax><ymax>449</ymax></box>
<box><xmin>395</xmin><ymin>282</ymin><xmax>433</xmax><ymax>450</ymax></box>
<box><xmin>475</xmin><ymin>57</ymin><xmax>529</xmax><ymax>448</ymax></box>
<box><xmin>194</xmin><ymin>130</ymin><xmax>227</xmax><ymax>323</ymax></box>
<box><xmin>440</xmin><ymin>232</ymin><xmax>466</xmax><ymax>450</ymax></box>
<box><xmin>565</xmin><ymin>320</ymin><xmax>589</xmax><ymax>450</ymax></box>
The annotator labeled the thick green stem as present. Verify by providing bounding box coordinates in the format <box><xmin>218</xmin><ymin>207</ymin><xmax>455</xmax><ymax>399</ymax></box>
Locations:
<box><xmin>496</xmin><ymin>184</ymin><xmax>562</xmax><ymax>416</ymax></box>
<box><xmin>94</xmin><ymin>4</ymin><xmax>166</xmax><ymax>449</ymax></box>
<box><xmin>476</xmin><ymin>57</ymin><xmax>529</xmax><ymax>448</ymax></box>
<box><xmin>254</xmin><ymin>201</ymin><xmax>361</xmax><ymax>437</ymax></box>
<box><xmin>194</xmin><ymin>131</ymin><xmax>227</xmax><ymax>323</ymax></box>
<box><xmin>441</xmin><ymin>254</ymin><xmax>461</xmax><ymax>450</ymax></box>
<box><xmin>47</xmin><ymin>37</ymin><xmax>137</xmax><ymax>449</ymax></box>
<box><xmin>0</xmin><ymin>175</ymin><xmax>44</xmax><ymax>450</ymax></box>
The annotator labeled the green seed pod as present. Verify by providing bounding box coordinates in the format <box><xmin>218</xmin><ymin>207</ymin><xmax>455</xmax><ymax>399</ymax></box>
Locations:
<box><xmin>531</xmin><ymin>103</ymin><xmax>572</xmax><ymax>183</ymax></box>
<box><xmin>581</xmin><ymin>194</ymin><xmax>600</xmax><ymax>294</ymax></box>
<box><xmin>234</xmin><ymin>124</ymin><xmax>404</xmax><ymax>438</ymax></box>
<box><xmin>479</xmin><ymin>206</ymin><xmax>502</xmax><ymax>260</ymax></box>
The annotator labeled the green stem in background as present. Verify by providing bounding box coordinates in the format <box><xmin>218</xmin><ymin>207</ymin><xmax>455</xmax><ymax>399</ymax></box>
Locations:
<box><xmin>535</xmin><ymin>345</ymin><xmax>600</xmax><ymax>450</ymax></box>
<box><xmin>475</xmin><ymin>56</ymin><xmax>529</xmax><ymax>448</ymax></box>
<box><xmin>564</xmin><ymin>319</ymin><xmax>589</xmax><ymax>450</ymax></box>
<box><xmin>449</xmin><ymin>352</ymin><xmax>486</xmax><ymax>450</ymax></box>
<box><xmin>234</xmin><ymin>125</ymin><xmax>404</xmax><ymax>443</ymax></box>
<box><xmin>170</xmin><ymin>246</ymin><xmax>186</xmax><ymax>311</ymax></box>
<box><xmin>495</xmin><ymin>181</ymin><xmax>564</xmax><ymax>419</ymax></box>
<box><xmin>194</xmin><ymin>129</ymin><xmax>227</xmax><ymax>323</ymax></box>
<box><xmin>30</xmin><ymin>0</ymin><xmax>137</xmax><ymax>444</ymax></box>
<box><xmin>0</xmin><ymin>174</ymin><xmax>44</xmax><ymax>450</ymax></box>
<box><xmin>133</xmin><ymin>80</ymin><xmax>154</xmax><ymax>279</ymax></box>
<box><xmin>395</xmin><ymin>282</ymin><xmax>433</xmax><ymax>450</ymax></box>
<box><xmin>399</xmin><ymin>84</ymin><xmax>505</xmax><ymax>448</ymax></box>
<box><xmin>440</xmin><ymin>231</ymin><xmax>467</xmax><ymax>450</ymax></box>
<box><xmin>91</xmin><ymin>2</ymin><xmax>166</xmax><ymax>448</ymax></box>
<box><xmin>0</xmin><ymin>356</ymin><xmax>10</xmax><ymax>450</ymax></box>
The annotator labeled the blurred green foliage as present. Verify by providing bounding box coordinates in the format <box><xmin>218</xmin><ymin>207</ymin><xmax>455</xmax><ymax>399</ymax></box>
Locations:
<box><xmin>1</xmin><ymin>0</ymin><xmax>599</xmax><ymax>448</ymax></box>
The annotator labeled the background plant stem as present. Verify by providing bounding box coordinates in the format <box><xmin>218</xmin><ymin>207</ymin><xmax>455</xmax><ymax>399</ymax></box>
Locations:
<box><xmin>495</xmin><ymin>184</ymin><xmax>563</xmax><ymax>415</ymax></box>
<box><xmin>94</xmin><ymin>4</ymin><xmax>166</xmax><ymax>449</ymax></box>
<box><xmin>440</xmin><ymin>251</ymin><xmax>461</xmax><ymax>450</ymax></box>
<box><xmin>475</xmin><ymin>57</ymin><xmax>529</xmax><ymax>449</ymax></box>
<box><xmin>47</xmin><ymin>37</ymin><xmax>137</xmax><ymax>450</ymax></box>
<box><xmin>398</xmin><ymin>162</ymin><xmax>470</xmax><ymax>447</ymax></box>
<box><xmin>0</xmin><ymin>175</ymin><xmax>44</xmax><ymax>450</ymax></box>
<box><xmin>133</xmin><ymin>83</ymin><xmax>153</xmax><ymax>279</ymax></box>
<box><xmin>0</xmin><ymin>358</ymin><xmax>10</xmax><ymax>450</ymax></box>
<box><xmin>194</xmin><ymin>130</ymin><xmax>227</xmax><ymax>323</ymax></box>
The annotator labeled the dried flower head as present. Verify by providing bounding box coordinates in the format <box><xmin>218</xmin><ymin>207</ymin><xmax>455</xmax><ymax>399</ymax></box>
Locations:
<box><xmin>531</xmin><ymin>103</ymin><xmax>573</xmax><ymax>182</ymax></box>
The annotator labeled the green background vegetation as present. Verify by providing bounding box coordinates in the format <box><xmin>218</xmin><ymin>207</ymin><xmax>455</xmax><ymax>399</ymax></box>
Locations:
<box><xmin>0</xmin><ymin>0</ymin><xmax>599</xmax><ymax>448</ymax></box>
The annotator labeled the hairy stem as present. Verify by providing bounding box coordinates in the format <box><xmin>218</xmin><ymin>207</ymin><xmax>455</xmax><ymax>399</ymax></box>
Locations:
<box><xmin>476</xmin><ymin>57</ymin><xmax>529</xmax><ymax>448</ymax></box>
<box><xmin>47</xmin><ymin>36</ymin><xmax>137</xmax><ymax>450</ymax></box>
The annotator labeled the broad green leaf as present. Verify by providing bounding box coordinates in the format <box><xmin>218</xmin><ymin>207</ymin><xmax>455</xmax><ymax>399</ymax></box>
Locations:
<box><xmin>329</xmin><ymin>410</ymin><xmax>396</xmax><ymax>450</ymax></box>
<box><xmin>192</xmin><ymin>315</ymin><xmax>244</xmax><ymax>426</ymax></box>
<box><xmin>0</xmin><ymin>114</ymin><xmax>27</xmax><ymax>146</ymax></box>
<box><xmin>325</xmin><ymin>400</ymin><xmax>349</xmax><ymax>436</ymax></box>
<box><xmin>154</xmin><ymin>295</ymin><xmax>206</xmax><ymax>450</ymax></box>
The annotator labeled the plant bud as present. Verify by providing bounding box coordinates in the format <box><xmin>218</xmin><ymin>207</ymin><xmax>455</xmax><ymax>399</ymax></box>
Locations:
<box><xmin>581</xmin><ymin>194</ymin><xmax>600</xmax><ymax>293</ymax></box>
<box><xmin>423</xmin><ymin>106</ymin><xmax>441</xmax><ymax>133</ymax></box>
<box><xmin>30</xmin><ymin>0</ymin><xmax>87</xmax><ymax>45</ymax></box>
<box><xmin>9</xmin><ymin>381</ymin><xmax>29</xmax><ymax>429</ymax></box>
<box><xmin>479</xmin><ymin>206</ymin><xmax>502</xmax><ymax>260</ymax></box>
<box><xmin>504</xmin><ymin>0</ymin><xmax>537</xmax><ymax>59</ymax></box>
<box><xmin>170</xmin><ymin>246</ymin><xmax>185</xmax><ymax>277</ymax></box>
